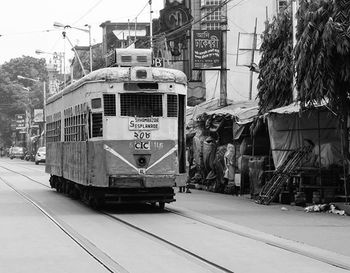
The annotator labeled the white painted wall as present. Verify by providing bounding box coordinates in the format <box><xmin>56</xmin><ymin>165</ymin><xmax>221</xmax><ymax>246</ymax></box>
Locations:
<box><xmin>205</xmin><ymin>0</ymin><xmax>278</xmax><ymax>102</ymax></box>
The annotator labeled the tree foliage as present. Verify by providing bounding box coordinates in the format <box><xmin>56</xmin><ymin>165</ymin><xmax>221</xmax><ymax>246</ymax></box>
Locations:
<box><xmin>295</xmin><ymin>0</ymin><xmax>350</xmax><ymax>112</ymax></box>
<box><xmin>0</xmin><ymin>56</ymin><xmax>48</xmax><ymax>146</ymax></box>
<box><xmin>257</xmin><ymin>8</ymin><xmax>294</xmax><ymax>114</ymax></box>
<box><xmin>295</xmin><ymin>0</ymin><xmax>350</xmax><ymax>159</ymax></box>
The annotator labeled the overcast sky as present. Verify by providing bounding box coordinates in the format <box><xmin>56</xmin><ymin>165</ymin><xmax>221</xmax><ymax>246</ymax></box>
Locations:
<box><xmin>0</xmin><ymin>0</ymin><xmax>164</xmax><ymax>65</ymax></box>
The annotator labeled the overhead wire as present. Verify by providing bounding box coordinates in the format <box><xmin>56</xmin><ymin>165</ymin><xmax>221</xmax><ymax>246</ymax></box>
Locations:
<box><xmin>111</xmin><ymin>0</ymin><xmax>152</xmax><ymax>43</ymax></box>
<box><xmin>72</xmin><ymin>0</ymin><xmax>105</xmax><ymax>25</ymax></box>
<box><xmin>139</xmin><ymin>0</ymin><xmax>248</xmax><ymax>48</ymax></box>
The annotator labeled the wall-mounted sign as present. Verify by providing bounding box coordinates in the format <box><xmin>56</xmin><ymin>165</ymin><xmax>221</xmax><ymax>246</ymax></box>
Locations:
<box><xmin>193</xmin><ymin>30</ymin><xmax>221</xmax><ymax>69</ymax></box>
<box><xmin>159</xmin><ymin>4</ymin><xmax>192</xmax><ymax>57</ymax></box>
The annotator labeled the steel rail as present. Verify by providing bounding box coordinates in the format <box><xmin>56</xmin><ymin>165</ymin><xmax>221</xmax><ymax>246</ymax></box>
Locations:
<box><xmin>0</xmin><ymin>173</ymin><xmax>129</xmax><ymax>273</ymax></box>
<box><xmin>2</xmin><ymin>163</ymin><xmax>350</xmax><ymax>271</ymax></box>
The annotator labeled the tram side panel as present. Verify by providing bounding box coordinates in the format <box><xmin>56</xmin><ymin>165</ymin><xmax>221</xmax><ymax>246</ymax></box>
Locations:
<box><xmin>62</xmin><ymin>142</ymin><xmax>88</xmax><ymax>186</ymax></box>
<box><xmin>46</xmin><ymin>142</ymin><xmax>63</xmax><ymax>177</ymax></box>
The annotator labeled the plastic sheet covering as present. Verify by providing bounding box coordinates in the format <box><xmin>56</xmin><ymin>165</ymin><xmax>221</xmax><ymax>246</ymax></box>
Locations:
<box><xmin>267</xmin><ymin>108</ymin><xmax>342</xmax><ymax>168</ymax></box>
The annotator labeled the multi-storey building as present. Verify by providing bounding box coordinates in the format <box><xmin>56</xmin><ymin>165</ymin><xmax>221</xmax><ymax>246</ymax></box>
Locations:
<box><xmin>199</xmin><ymin>0</ymin><xmax>287</xmax><ymax>102</ymax></box>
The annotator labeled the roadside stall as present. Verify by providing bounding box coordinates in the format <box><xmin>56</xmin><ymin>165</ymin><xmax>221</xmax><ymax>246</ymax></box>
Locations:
<box><xmin>260</xmin><ymin>102</ymin><xmax>348</xmax><ymax>205</ymax></box>
<box><xmin>186</xmin><ymin>100</ymin><xmax>269</xmax><ymax>195</ymax></box>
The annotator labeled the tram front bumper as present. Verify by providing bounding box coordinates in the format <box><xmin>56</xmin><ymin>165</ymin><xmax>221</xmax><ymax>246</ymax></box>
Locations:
<box><xmin>109</xmin><ymin>174</ymin><xmax>176</xmax><ymax>188</ymax></box>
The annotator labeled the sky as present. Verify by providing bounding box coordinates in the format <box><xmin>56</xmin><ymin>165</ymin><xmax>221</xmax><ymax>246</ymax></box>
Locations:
<box><xmin>0</xmin><ymin>0</ymin><xmax>164</xmax><ymax>65</ymax></box>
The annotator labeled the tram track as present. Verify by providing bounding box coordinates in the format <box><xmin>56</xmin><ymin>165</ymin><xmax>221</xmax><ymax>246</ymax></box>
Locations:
<box><xmin>1</xmin><ymin>162</ymin><xmax>350</xmax><ymax>272</ymax></box>
<box><xmin>0</xmin><ymin>163</ymin><xmax>234</xmax><ymax>273</ymax></box>
<box><xmin>0</xmin><ymin>174</ymin><xmax>129</xmax><ymax>273</ymax></box>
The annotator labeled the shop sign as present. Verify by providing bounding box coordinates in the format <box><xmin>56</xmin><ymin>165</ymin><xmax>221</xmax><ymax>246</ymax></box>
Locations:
<box><xmin>193</xmin><ymin>30</ymin><xmax>221</xmax><ymax>69</ymax></box>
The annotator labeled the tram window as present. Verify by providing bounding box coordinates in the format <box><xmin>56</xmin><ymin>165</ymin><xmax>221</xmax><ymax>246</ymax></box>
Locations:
<box><xmin>124</xmin><ymin>82</ymin><xmax>158</xmax><ymax>91</ymax></box>
<box><xmin>167</xmin><ymin>94</ymin><xmax>178</xmax><ymax>117</ymax></box>
<box><xmin>91</xmin><ymin>98</ymin><xmax>102</xmax><ymax>109</ymax></box>
<box><xmin>92</xmin><ymin>113</ymin><xmax>103</xmax><ymax>137</ymax></box>
<box><xmin>103</xmin><ymin>94</ymin><xmax>116</xmax><ymax>116</ymax></box>
<box><xmin>120</xmin><ymin>93</ymin><xmax>163</xmax><ymax>117</ymax></box>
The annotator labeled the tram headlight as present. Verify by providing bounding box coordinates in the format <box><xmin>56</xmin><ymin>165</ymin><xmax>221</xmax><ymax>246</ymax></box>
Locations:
<box><xmin>137</xmin><ymin>156</ymin><xmax>147</xmax><ymax>167</ymax></box>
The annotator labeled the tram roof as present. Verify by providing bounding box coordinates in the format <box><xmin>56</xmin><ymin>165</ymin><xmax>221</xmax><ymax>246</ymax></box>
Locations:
<box><xmin>47</xmin><ymin>67</ymin><xmax>187</xmax><ymax>104</ymax></box>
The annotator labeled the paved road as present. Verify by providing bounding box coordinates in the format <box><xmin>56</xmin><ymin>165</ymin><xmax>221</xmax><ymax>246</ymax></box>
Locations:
<box><xmin>1</xmin><ymin>158</ymin><xmax>349</xmax><ymax>272</ymax></box>
<box><xmin>171</xmin><ymin>189</ymin><xmax>350</xmax><ymax>257</ymax></box>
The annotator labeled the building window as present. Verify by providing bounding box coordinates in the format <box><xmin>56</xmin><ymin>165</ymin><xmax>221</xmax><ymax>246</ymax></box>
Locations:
<box><xmin>201</xmin><ymin>0</ymin><xmax>221</xmax><ymax>6</ymax></box>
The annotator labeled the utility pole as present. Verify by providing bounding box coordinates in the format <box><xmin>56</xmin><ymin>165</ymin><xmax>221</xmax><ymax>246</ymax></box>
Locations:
<box><xmin>128</xmin><ymin>19</ymin><xmax>131</xmax><ymax>46</ymax></box>
<box><xmin>220</xmin><ymin>25</ymin><xmax>228</xmax><ymax>107</ymax></box>
<box><xmin>249</xmin><ymin>18</ymin><xmax>258</xmax><ymax>100</ymax></box>
<box><xmin>149</xmin><ymin>0</ymin><xmax>153</xmax><ymax>50</ymax></box>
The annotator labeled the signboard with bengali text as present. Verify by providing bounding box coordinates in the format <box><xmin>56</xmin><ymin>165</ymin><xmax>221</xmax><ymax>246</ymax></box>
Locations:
<box><xmin>193</xmin><ymin>30</ymin><xmax>221</xmax><ymax>69</ymax></box>
<box><xmin>15</xmin><ymin>114</ymin><xmax>26</xmax><ymax>130</ymax></box>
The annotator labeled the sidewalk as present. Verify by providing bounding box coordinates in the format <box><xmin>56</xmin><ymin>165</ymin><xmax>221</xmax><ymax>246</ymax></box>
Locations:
<box><xmin>170</xmin><ymin>188</ymin><xmax>350</xmax><ymax>258</ymax></box>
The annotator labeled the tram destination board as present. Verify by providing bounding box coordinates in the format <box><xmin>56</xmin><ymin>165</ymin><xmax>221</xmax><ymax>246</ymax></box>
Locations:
<box><xmin>128</xmin><ymin>117</ymin><xmax>159</xmax><ymax>131</ymax></box>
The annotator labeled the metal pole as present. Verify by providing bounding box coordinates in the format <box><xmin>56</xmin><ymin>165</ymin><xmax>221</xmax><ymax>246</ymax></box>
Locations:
<box><xmin>149</xmin><ymin>0</ymin><xmax>153</xmax><ymax>50</ymax></box>
<box><xmin>220</xmin><ymin>28</ymin><xmax>227</xmax><ymax>107</ymax></box>
<box><xmin>63</xmin><ymin>31</ymin><xmax>87</xmax><ymax>76</ymax></box>
<box><xmin>134</xmin><ymin>17</ymin><xmax>137</xmax><ymax>45</ymax></box>
<box><xmin>249</xmin><ymin>18</ymin><xmax>257</xmax><ymax>101</ymax></box>
<box><xmin>43</xmin><ymin>81</ymin><xmax>46</xmax><ymax>145</ymax></box>
<box><xmin>88</xmin><ymin>25</ymin><xmax>92</xmax><ymax>72</ymax></box>
<box><xmin>63</xmin><ymin>41</ymin><xmax>67</xmax><ymax>87</ymax></box>
<box><xmin>128</xmin><ymin>19</ymin><xmax>131</xmax><ymax>46</ymax></box>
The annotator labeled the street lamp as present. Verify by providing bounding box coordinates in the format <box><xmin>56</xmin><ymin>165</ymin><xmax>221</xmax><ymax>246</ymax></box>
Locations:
<box><xmin>20</xmin><ymin>86</ymin><xmax>32</xmax><ymax>152</ymax></box>
<box><xmin>17</xmin><ymin>75</ymin><xmax>46</xmax><ymax>110</ymax></box>
<box><xmin>17</xmin><ymin>75</ymin><xmax>46</xmax><ymax>146</ymax></box>
<box><xmin>53</xmin><ymin>21</ymin><xmax>92</xmax><ymax>73</ymax></box>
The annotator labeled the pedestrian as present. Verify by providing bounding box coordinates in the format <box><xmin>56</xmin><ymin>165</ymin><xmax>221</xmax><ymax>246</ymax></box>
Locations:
<box><xmin>224</xmin><ymin>143</ymin><xmax>237</xmax><ymax>194</ymax></box>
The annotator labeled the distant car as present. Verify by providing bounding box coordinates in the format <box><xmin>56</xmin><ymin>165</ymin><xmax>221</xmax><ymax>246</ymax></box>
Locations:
<box><xmin>35</xmin><ymin>147</ymin><xmax>46</xmax><ymax>165</ymax></box>
<box><xmin>9</xmin><ymin>147</ymin><xmax>25</xmax><ymax>160</ymax></box>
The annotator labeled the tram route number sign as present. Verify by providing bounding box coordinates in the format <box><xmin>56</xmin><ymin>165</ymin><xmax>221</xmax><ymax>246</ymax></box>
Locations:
<box><xmin>128</xmin><ymin>117</ymin><xmax>159</xmax><ymax>131</ymax></box>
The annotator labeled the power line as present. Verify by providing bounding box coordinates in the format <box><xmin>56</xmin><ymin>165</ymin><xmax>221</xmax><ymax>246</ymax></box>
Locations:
<box><xmin>0</xmin><ymin>29</ymin><xmax>60</xmax><ymax>37</ymax></box>
<box><xmin>112</xmin><ymin>0</ymin><xmax>152</xmax><ymax>42</ymax></box>
<box><xmin>142</xmin><ymin>0</ymin><xmax>236</xmax><ymax>48</ymax></box>
<box><xmin>72</xmin><ymin>0</ymin><xmax>105</xmax><ymax>25</ymax></box>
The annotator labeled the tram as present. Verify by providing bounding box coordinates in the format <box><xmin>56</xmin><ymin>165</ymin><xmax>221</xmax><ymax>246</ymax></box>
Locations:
<box><xmin>45</xmin><ymin>49</ymin><xmax>187</xmax><ymax>208</ymax></box>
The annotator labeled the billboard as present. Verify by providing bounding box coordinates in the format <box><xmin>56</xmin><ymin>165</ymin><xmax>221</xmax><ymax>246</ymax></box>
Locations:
<box><xmin>33</xmin><ymin>109</ymin><xmax>44</xmax><ymax>123</ymax></box>
<box><xmin>15</xmin><ymin>114</ymin><xmax>26</xmax><ymax>130</ymax></box>
<box><xmin>236</xmin><ymin>32</ymin><xmax>261</xmax><ymax>66</ymax></box>
<box><xmin>193</xmin><ymin>30</ymin><xmax>221</xmax><ymax>69</ymax></box>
